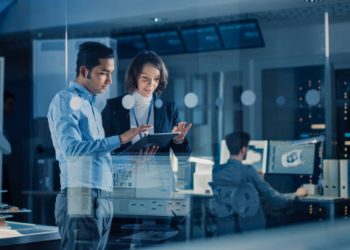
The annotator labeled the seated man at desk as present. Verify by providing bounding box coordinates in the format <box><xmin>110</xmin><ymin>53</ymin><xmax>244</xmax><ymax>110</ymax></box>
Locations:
<box><xmin>211</xmin><ymin>131</ymin><xmax>308</xmax><ymax>234</ymax></box>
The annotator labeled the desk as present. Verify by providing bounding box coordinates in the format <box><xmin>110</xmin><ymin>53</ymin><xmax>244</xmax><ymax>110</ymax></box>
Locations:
<box><xmin>22</xmin><ymin>190</ymin><xmax>58</xmax><ymax>225</ymax></box>
<box><xmin>175</xmin><ymin>190</ymin><xmax>213</xmax><ymax>239</ymax></box>
<box><xmin>151</xmin><ymin>220</ymin><xmax>350</xmax><ymax>250</ymax></box>
<box><xmin>175</xmin><ymin>189</ymin><xmax>212</xmax><ymax>197</ymax></box>
<box><xmin>109</xmin><ymin>189</ymin><xmax>212</xmax><ymax>247</ymax></box>
<box><xmin>0</xmin><ymin>221</ymin><xmax>60</xmax><ymax>249</ymax></box>
<box><xmin>178</xmin><ymin>192</ymin><xmax>350</xmax><ymax>235</ymax></box>
<box><xmin>295</xmin><ymin>196</ymin><xmax>350</xmax><ymax>221</ymax></box>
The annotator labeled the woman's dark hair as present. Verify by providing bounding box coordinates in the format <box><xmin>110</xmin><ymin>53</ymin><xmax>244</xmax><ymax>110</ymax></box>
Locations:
<box><xmin>225</xmin><ymin>131</ymin><xmax>250</xmax><ymax>155</ymax></box>
<box><xmin>125</xmin><ymin>50</ymin><xmax>168</xmax><ymax>96</ymax></box>
<box><xmin>75</xmin><ymin>42</ymin><xmax>114</xmax><ymax>77</ymax></box>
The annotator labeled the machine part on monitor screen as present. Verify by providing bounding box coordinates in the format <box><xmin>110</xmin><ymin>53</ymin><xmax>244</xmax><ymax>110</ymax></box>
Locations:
<box><xmin>281</xmin><ymin>149</ymin><xmax>304</xmax><ymax>168</ymax></box>
<box><xmin>244</xmin><ymin>150</ymin><xmax>262</xmax><ymax>165</ymax></box>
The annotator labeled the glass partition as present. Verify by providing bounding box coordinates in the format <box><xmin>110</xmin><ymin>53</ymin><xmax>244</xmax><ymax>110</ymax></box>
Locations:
<box><xmin>1</xmin><ymin>0</ymin><xmax>350</xmax><ymax>248</ymax></box>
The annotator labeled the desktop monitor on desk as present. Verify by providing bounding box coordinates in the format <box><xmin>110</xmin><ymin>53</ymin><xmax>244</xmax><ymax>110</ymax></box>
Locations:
<box><xmin>267</xmin><ymin>141</ymin><xmax>316</xmax><ymax>175</ymax></box>
<box><xmin>220</xmin><ymin>140</ymin><xmax>268</xmax><ymax>173</ymax></box>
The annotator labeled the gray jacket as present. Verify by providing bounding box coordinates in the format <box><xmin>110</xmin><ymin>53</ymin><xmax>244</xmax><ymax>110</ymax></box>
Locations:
<box><xmin>211</xmin><ymin>159</ymin><xmax>296</xmax><ymax>232</ymax></box>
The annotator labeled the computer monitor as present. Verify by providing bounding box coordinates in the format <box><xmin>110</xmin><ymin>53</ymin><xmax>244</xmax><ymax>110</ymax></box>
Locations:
<box><xmin>219</xmin><ymin>140</ymin><xmax>230</xmax><ymax>165</ymax></box>
<box><xmin>220</xmin><ymin>140</ymin><xmax>268</xmax><ymax>173</ymax></box>
<box><xmin>145</xmin><ymin>30</ymin><xmax>184</xmax><ymax>55</ymax></box>
<box><xmin>217</xmin><ymin>19</ymin><xmax>264</xmax><ymax>50</ymax></box>
<box><xmin>267</xmin><ymin>141</ymin><xmax>316</xmax><ymax>175</ymax></box>
<box><xmin>111</xmin><ymin>155</ymin><xmax>190</xmax><ymax>218</ymax></box>
<box><xmin>117</xmin><ymin>34</ymin><xmax>147</xmax><ymax>58</ymax></box>
<box><xmin>180</xmin><ymin>25</ymin><xmax>222</xmax><ymax>52</ymax></box>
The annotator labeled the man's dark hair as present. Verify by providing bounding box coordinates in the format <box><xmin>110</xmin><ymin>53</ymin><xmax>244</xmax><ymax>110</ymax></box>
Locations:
<box><xmin>225</xmin><ymin>131</ymin><xmax>250</xmax><ymax>155</ymax></box>
<box><xmin>125</xmin><ymin>50</ymin><xmax>168</xmax><ymax>96</ymax></box>
<box><xmin>75</xmin><ymin>42</ymin><xmax>114</xmax><ymax>77</ymax></box>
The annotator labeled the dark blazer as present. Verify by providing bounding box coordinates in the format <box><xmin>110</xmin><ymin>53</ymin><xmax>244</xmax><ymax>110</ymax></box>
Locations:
<box><xmin>102</xmin><ymin>94</ymin><xmax>191</xmax><ymax>155</ymax></box>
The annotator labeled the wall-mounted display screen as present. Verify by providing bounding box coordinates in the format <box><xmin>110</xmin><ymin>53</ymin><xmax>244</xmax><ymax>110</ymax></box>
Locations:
<box><xmin>218</xmin><ymin>19</ymin><xmax>264</xmax><ymax>49</ymax></box>
<box><xmin>117</xmin><ymin>34</ymin><xmax>147</xmax><ymax>58</ymax></box>
<box><xmin>181</xmin><ymin>25</ymin><xmax>222</xmax><ymax>52</ymax></box>
<box><xmin>145</xmin><ymin>30</ymin><xmax>184</xmax><ymax>55</ymax></box>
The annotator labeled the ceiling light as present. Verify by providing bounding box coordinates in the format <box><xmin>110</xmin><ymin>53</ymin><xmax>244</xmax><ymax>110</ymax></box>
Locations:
<box><xmin>150</xmin><ymin>17</ymin><xmax>167</xmax><ymax>23</ymax></box>
<box><xmin>304</xmin><ymin>0</ymin><xmax>323</xmax><ymax>3</ymax></box>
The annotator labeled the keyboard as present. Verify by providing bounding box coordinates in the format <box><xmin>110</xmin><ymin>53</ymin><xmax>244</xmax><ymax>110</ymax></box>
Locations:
<box><xmin>300</xmin><ymin>196</ymin><xmax>342</xmax><ymax>201</ymax></box>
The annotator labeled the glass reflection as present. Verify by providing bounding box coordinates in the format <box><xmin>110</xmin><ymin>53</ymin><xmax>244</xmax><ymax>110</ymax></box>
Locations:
<box><xmin>240</xmin><ymin>90</ymin><xmax>256</xmax><ymax>106</ymax></box>
<box><xmin>184</xmin><ymin>92</ymin><xmax>199</xmax><ymax>109</ymax></box>
<box><xmin>2</xmin><ymin>0</ymin><xmax>350</xmax><ymax>249</ymax></box>
<box><xmin>305</xmin><ymin>89</ymin><xmax>321</xmax><ymax>106</ymax></box>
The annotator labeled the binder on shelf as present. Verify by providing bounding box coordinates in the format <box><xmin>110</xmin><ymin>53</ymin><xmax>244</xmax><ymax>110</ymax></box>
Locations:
<box><xmin>323</xmin><ymin>159</ymin><xmax>340</xmax><ymax>197</ymax></box>
<box><xmin>339</xmin><ymin>159</ymin><xmax>350</xmax><ymax>198</ymax></box>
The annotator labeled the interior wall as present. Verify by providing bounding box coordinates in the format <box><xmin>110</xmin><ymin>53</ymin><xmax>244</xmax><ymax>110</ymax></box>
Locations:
<box><xmin>0</xmin><ymin>0</ymin><xmax>306</xmax><ymax>34</ymax></box>
<box><xmin>115</xmin><ymin>19</ymin><xmax>350</xmax><ymax>142</ymax></box>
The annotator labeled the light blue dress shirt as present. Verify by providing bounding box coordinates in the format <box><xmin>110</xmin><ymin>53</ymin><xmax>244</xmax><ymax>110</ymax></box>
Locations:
<box><xmin>47</xmin><ymin>81</ymin><xmax>121</xmax><ymax>191</ymax></box>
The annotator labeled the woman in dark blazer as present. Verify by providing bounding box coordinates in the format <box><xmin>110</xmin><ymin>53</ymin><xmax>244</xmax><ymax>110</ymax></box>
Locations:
<box><xmin>102</xmin><ymin>50</ymin><xmax>191</xmax><ymax>155</ymax></box>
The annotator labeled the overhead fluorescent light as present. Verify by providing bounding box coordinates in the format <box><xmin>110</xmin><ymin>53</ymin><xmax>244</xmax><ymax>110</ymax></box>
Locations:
<box><xmin>311</xmin><ymin>123</ymin><xmax>326</xmax><ymax>130</ymax></box>
<box><xmin>305</xmin><ymin>0</ymin><xmax>323</xmax><ymax>3</ymax></box>
<box><xmin>149</xmin><ymin>17</ymin><xmax>167</xmax><ymax>23</ymax></box>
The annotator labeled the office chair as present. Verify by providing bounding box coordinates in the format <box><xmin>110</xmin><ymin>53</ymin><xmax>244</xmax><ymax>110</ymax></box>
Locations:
<box><xmin>208</xmin><ymin>182</ymin><xmax>265</xmax><ymax>235</ymax></box>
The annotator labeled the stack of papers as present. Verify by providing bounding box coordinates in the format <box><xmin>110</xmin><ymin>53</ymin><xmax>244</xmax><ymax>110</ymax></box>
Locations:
<box><xmin>0</xmin><ymin>228</ymin><xmax>22</xmax><ymax>239</ymax></box>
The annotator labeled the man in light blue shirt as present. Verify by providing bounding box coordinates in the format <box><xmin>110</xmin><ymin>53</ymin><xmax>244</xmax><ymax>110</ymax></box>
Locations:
<box><xmin>47</xmin><ymin>42</ymin><xmax>151</xmax><ymax>250</ymax></box>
